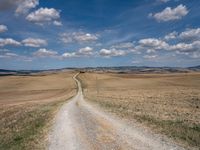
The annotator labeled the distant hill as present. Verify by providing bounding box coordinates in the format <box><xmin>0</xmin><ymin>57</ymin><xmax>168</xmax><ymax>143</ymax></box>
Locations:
<box><xmin>0</xmin><ymin>69</ymin><xmax>17</xmax><ymax>73</ymax></box>
<box><xmin>0</xmin><ymin>65</ymin><xmax>199</xmax><ymax>75</ymax></box>
<box><xmin>77</xmin><ymin>65</ymin><xmax>200</xmax><ymax>73</ymax></box>
<box><xmin>0</xmin><ymin>69</ymin><xmax>43</xmax><ymax>76</ymax></box>
<box><xmin>187</xmin><ymin>65</ymin><xmax>200</xmax><ymax>70</ymax></box>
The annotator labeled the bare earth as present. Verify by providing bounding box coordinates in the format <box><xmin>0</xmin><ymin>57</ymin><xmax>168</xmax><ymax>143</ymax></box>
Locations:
<box><xmin>48</xmin><ymin>73</ymin><xmax>185</xmax><ymax>150</ymax></box>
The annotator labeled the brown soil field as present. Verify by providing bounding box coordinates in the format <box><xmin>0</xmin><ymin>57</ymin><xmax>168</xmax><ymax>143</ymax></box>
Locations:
<box><xmin>0</xmin><ymin>71</ymin><xmax>76</xmax><ymax>149</ymax></box>
<box><xmin>79</xmin><ymin>72</ymin><xmax>200</xmax><ymax>149</ymax></box>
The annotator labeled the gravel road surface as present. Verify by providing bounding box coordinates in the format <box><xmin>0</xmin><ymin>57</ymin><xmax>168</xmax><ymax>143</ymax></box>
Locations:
<box><xmin>48</xmin><ymin>73</ymin><xmax>185</xmax><ymax>150</ymax></box>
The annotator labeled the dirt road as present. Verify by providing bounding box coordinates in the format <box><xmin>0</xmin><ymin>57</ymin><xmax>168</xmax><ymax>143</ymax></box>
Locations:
<box><xmin>48</xmin><ymin>73</ymin><xmax>185</xmax><ymax>150</ymax></box>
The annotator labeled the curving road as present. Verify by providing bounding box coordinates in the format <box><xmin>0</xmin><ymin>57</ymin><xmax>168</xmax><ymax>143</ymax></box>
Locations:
<box><xmin>48</xmin><ymin>73</ymin><xmax>185</xmax><ymax>150</ymax></box>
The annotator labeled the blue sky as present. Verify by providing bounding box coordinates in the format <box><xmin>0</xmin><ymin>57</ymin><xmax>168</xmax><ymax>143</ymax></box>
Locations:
<box><xmin>0</xmin><ymin>0</ymin><xmax>200</xmax><ymax>69</ymax></box>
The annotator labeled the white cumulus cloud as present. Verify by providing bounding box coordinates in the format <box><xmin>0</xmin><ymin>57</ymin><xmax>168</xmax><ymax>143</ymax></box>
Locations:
<box><xmin>144</xmin><ymin>55</ymin><xmax>158</xmax><ymax>59</ymax></box>
<box><xmin>53</xmin><ymin>20</ymin><xmax>62</xmax><ymax>26</ymax></box>
<box><xmin>62</xmin><ymin>52</ymin><xmax>77</xmax><ymax>58</ymax></box>
<box><xmin>60</xmin><ymin>32</ymin><xmax>98</xmax><ymax>43</ymax></box>
<box><xmin>22</xmin><ymin>38</ymin><xmax>47</xmax><ymax>47</ymax></box>
<box><xmin>15</xmin><ymin>0</ymin><xmax>39</xmax><ymax>15</ymax></box>
<box><xmin>0</xmin><ymin>0</ymin><xmax>38</xmax><ymax>15</ymax></box>
<box><xmin>179</xmin><ymin>28</ymin><xmax>200</xmax><ymax>41</ymax></box>
<box><xmin>73</xmin><ymin>32</ymin><xmax>98</xmax><ymax>42</ymax></box>
<box><xmin>164</xmin><ymin>28</ymin><xmax>200</xmax><ymax>42</ymax></box>
<box><xmin>0</xmin><ymin>25</ymin><xmax>8</xmax><ymax>33</ymax></box>
<box><xmin>149</xmin><ymin>4</ymin><xmax>188</xmax><ymax>22</ymax></box>
<box><xmin>33</xmin><ymin>48</ymin><xmax>58</xmax><ymax>57</ymax></box>
<box><xmin>62</xmin><ymin>46</ymin><xmax>94</xmax><ymax>58</ymax></box>
<box><xmin>138</xmin><ymin>38</ymin><xmax>169</xmax><ymax>50</ymax></box>
<box><xmin>26</xmin><ymin>8</ymin><xmax>61</xmax><ymax>26</ymax></box>
<box><xmin>164</xmin><ymin>31</ymin><xmax>178</xmax><ymax>40</ymax></box>
<box><xmin>99</xmin><ymin>48</ymin><xmax>127</xmax><ymax>57</ymax></box>
<box><xmin>77</xmin><ymin>46</ymin><xmax>94</xmax><ymax>56</ymax></box>
<box><xmin>0</xmin><ymin>38</ymin><xmax>21</xmax><ymax>47</ymax></box>
<box><xmin>169</xmin><ymin>41</ymin><xmax>200</xmax><ymax>52</ymax></box>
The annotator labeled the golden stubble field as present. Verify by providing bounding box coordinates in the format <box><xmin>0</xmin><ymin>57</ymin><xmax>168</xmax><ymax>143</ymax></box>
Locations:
<box><xmin>0</xmin><ymin>71</ymin><xmax>76</xmax><ymax>149</ymax></box>
<box><xmin>79</xmin><ymin>72</ymin><xmax>200</xmax><ymax>149</ymax></box>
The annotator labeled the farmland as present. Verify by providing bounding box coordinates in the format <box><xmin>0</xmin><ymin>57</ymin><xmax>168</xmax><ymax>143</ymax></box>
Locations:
<box><xmin>79</xmin><ymin>72</ymin><xmax>200</xmax><ymax>149</ymax></box>
<box><xmin>0</xmin><ymin>71</ymin><xmax>76</xmax><ymax>149</ymax></box>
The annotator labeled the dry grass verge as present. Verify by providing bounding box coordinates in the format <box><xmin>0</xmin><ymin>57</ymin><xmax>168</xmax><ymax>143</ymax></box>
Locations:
<box><xmin>0</xmin><ymin>100</ymin><xmax>65</xmax><ymax>149</ymax></box>
<box><xmin>0</xmin><ymin>71</ymin><xmax>76</xmax><ymax>149</ymax></box>
<box><xmin>79</xmin><ymin>72</ymin><xmax>200</xmax><ymax>149</ymax></box>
